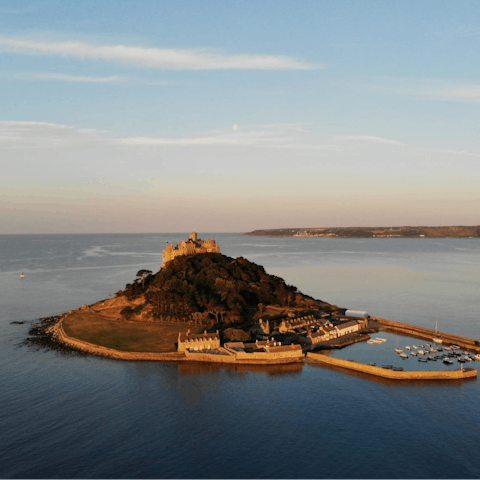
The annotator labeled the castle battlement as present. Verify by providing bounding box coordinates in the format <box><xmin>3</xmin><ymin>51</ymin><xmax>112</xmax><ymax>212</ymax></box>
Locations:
<box><xmin>162</xmin><ymin>231</ymin><xmax>220</xmax><ymax>267</ymax></box>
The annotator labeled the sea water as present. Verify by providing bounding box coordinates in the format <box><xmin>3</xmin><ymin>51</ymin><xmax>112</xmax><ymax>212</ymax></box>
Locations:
<box><xmin>1</xmin><ymin>234</ymin><xmax>480</xmax><ymax>478</ymax></box>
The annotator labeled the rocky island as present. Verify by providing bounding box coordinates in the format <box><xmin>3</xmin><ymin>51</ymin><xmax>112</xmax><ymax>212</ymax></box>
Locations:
<box><xmin>26</xmin><ymin>232</ymin><xmax>479</xmax><ymax>379</ymax></box>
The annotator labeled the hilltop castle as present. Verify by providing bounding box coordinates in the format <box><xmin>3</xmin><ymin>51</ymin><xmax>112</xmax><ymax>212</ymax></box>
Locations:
<box><xmin>162</xmin><ymin>231</ymin><xmax>220</xmax><ymax>267</ymax></box>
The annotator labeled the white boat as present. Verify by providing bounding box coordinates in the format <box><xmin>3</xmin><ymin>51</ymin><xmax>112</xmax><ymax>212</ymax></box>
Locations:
<box><xmin>443</xmin><ymin>358</ymin><xmax>454</xmax><ymax>365</ymax></box>
<box><xmin>376</xmin><ymin>338</ymin><xmax>387</xmax><ymax>342</ymax></box>
<box><xmin>411</xmin><ymin>351</ymin><xmax>417</xmax><ymax>356</ymax></box>
<box><xmin>400</xmin><ymin>353</ymin><xmax>409</xmax><ymax>359</ymax></box>
<box><xmin>20</xmin><ymin>271</ymin><xmax>25</xmax><ymax>278</ymax></box>
<box><xmin>412</xmin><ymin>345</ymin><xmax>418</xmax><ymax>349</ymax></box>
<box><xmin>367</xmin><ymin>340</ymin><xmax>375</xmax><ymax>344</ymax></box>
<box><xmin>475</xmin><ymin>354</ymin><xmax>480</xmax><ymax>361</ymax></box>
<box><xmin>433</xmin><ymin>322</ymin><xmax>442</xmax><ymax>344</ymax></box>
<box><xmin>405</xmin><ymin>346</ymin><xmax>411</xmax><ymax>351</ymax></box>
<box><xmin>426</xmin><ymin>343</ymin><xmax>431</xmax><ymax>347</ymax></box>
<box><xmin>418</xmin><ymin>350</ymin><xmax>425</xmax><ymax>355</ymax></box>
<box><xmin>394</xmin><ymin>348</ymin><xmax>403</xmax><ymax>353</ymax></box>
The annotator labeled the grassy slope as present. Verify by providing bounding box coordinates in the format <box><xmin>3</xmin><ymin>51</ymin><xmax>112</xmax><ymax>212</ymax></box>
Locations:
<box><xmin>63</xmin><ymin>312</ymin><xmax>203</xmax><ymax>352</ymax></box>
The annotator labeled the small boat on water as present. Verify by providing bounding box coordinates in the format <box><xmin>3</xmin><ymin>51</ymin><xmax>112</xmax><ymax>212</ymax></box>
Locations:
<box><xmin>375</xmin><ymin>338</ymin><xmax>387</xmax><ymax>342</ymax></box>
<box><xmin>418</xmin><ymin>350</ymin><xmax>425</xmax><ymax>355</ymax></box>
<box><xmin>381</xmin><ymin>365</ymin><xmax>393</xmax><ymax>369</ymax></box>
<box><xmin>400</xmin><ymin>353</ymin><xmax>409</xmax><ymax>359</ymax></box>
<box><xmin>411</xmin><ymin>351</ymin><xmax>417</xmax><ymax>356</ymax></box>
<box><xmin>392</xmin><ymin>367</ymin><xmax>404</xmax><ymax>371</ymax></box>
<box><xmin>426</xmin><ymin>343</ymin><xmax>431</xmax><ymax>347</ymax></box>
<box><xmin>475</xmin><ymin>354</ymin><xmax>480</xmax><ymax>361</ymax></box>
<box><xmin>412</xmin><ymin>345</ymin><xmax>418</xmax><ymax>349</ymax></box>
<box><xmin>458</xmin><ymin>357</ymin><xmax>466</xmax><ymax>363</ymax></box>
<box><xmin>418</xmin><ymin>358</ymin><xmax>428</xmax><ymax>363</ymax></box>
<box><xmin>367</xmin><ymin>340</ymin><xmax>375</xmax><ymax>344</ymax></box>
<box><xmin>419</xmin><ymin>344</ymin><xmax>425</xmax><ymax>348</ymax></box>
<box><xmin>394</xmin><ymin>348</ymin><xmax>403</xmax><ymax>353</ymax></box>
<box><xmin>443</xmin><ymin>358</ymin><xmax>454</xmax><ymax>365</ymax></box>
<box><xmin>20</xmin><ymin>271</ymin><xmax>25</xmax><ymax>278</ymax></box>
<box><xmin>428</xmin><ymin>356</ymin><xmax>435</xmax><ymax>361</ymax></box>
<box><xmin>405</xmin><ymin>346</ymin><xmax>411</xmax><ymax>351</ymax></box>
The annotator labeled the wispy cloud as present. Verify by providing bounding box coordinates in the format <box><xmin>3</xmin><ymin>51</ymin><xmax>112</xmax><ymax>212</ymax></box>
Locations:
<box><xmin>0</xmin><ymin>37</ymin><xmax>318</xmax><ymax>71</ymax></box>
<box><xmin>434</xmin><ymin>86</ymin><xmax>480</xmax><ymax>102</ymax></box>
<box><xmin>366</xmin><ymin>76</ymin><xmax>480</xmax><ymax>104</ymax></box>
<box><xmin>0</xmin><ymin>121</ymin><xmax>111</xmax><ymax>148</ymax></box>
<box><xmin>0</xmin><ymin>71</ymin><xmax>174</xmax><ymax>86</ymax></box>
<box><xmin>4</xmin><ymin>72</ymin><xmax>127</xmax><ymax>83</ymax></box>
<box><xmin>0</xmin><ymin>120</ymin><xmax>406</xmax><ymax>153</ymax></box>
<box><xmin>121</xmin><ymin>136</ymin><xmax>238</xmax><ymax>146</ymax></box>
<box><xmin>334</xmin><ymin>134</ymin><xmax>404</xmax><ymax>146</ymax></box>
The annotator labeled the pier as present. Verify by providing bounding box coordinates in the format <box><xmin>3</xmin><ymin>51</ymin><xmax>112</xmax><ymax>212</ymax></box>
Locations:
<box><xmin>307</xmin><ymin>352</ymin><xmax>477</xmax><ymax>380</ymax></box>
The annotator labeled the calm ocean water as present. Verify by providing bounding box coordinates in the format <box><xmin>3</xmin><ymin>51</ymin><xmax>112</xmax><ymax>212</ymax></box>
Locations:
<box><xmin>1</xmin><ymin>234</ymin><xmax>480</xmax><ymax>478</ymax></box>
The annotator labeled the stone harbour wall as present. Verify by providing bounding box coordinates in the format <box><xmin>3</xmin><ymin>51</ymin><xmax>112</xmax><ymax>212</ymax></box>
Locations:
<box><xmin>372</xmin><ymin>316</ymin><xmax>480</xmax><ymax>352</ymax></box>
<box><xmin>307</xmin><ymin>352</ymin><xmax>477</xmax><ymax>380</ymax></box>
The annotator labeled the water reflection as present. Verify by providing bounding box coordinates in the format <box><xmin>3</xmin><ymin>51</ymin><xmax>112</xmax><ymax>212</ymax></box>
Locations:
<box><xmin>308</xmin><ymin>360</ymin><xmax>476</xmax><ymax>388</ymax></box>
<box><xmin>177</xmin><ymin>361</ymin><xmax>303</xmax><ymax>376</ymax></box>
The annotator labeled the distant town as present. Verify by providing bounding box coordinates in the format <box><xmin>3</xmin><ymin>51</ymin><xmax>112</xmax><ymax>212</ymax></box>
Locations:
<box><xmin>244</xmin><ymin>225</ymin><xmax>480</xmax><ymax>238</ymax></box>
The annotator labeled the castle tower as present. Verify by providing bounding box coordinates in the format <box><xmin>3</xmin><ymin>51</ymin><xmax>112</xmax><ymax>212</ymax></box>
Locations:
<box><xmin>161</xmin><ymin>232</ymin><xmax>220</xmax><ymax>269</ymax></box>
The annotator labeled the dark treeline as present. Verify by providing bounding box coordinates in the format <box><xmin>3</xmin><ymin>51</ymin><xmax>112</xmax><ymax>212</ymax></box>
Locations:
<box><xmin>117</xmin><ymin>253</ymin><xmax>321</xmax><ymax>326</ymax></box>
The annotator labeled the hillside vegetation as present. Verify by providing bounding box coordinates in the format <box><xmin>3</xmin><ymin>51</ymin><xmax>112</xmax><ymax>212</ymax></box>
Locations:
<box><xmin>116</xmin><ymin>253</ymin><xmax>328</xmax><ymax>327</ymax></box>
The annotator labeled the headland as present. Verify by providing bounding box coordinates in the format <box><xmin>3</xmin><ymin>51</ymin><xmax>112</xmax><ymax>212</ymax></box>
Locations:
<box><xmin>244</xmin><ymin>225</ymin><xmax>480</xmax><ymax>238</ymax></box>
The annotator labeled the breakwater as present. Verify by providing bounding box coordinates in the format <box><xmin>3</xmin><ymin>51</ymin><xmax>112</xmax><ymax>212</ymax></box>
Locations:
<box><xmin>307</xmin><ymin>352</ymin><xmax>477</xmax><ymax>380</ymax></box>
<box><xmin>372</xmin><ymin>316</ymin><xmax>480</xmax><ymax>352</ymax></box>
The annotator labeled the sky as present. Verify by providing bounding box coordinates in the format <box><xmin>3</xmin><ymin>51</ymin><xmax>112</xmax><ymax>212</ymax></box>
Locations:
<box><xmin>1</xmin><ymin>0</ymin><xmax>480</xmax><ymax>233</ymax></box>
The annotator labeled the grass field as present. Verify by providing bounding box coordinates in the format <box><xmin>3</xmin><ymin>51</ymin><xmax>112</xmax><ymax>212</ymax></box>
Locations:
<box><xmin>62</xmin><ymin>312</ymin><xmax>203</xmax><ymax>352</ymax></box>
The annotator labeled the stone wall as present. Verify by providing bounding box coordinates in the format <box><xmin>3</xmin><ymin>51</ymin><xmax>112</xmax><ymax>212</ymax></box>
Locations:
<box><xmin>307</xmin><ymin>352</ymin><xmax>477</xmax><ymax>380</ymax></box>
<box><xmin>372</xmin><ymin>316</ymin><xmax>480</xmax><ymax>352</ymax></box>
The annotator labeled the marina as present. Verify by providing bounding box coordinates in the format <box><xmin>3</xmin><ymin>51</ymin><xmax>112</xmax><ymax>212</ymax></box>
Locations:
<box><xmin>328</xmin><ymin>332</ymin><xmax>480</xmax><ymax>373</ymax></box>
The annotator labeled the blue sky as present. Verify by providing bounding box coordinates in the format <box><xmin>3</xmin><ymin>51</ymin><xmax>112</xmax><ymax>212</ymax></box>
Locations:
<box><xmin>1</xmin><ymin>0</ymin><xmax>480</xmax><ymax>233</ymax></box>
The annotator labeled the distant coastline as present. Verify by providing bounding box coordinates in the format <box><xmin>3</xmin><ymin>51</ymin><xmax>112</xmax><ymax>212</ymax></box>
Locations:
<box><xmin>243</xmin><ymin>225</ymin><xmax>480</xmax><ymax>238</ymax></box>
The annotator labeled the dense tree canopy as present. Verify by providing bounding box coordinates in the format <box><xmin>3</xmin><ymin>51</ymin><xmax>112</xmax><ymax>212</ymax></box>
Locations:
<box><xmin>118</xmin><ymin>253</ymin><xmax>321</xmax><ymax>326</ymax></box>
